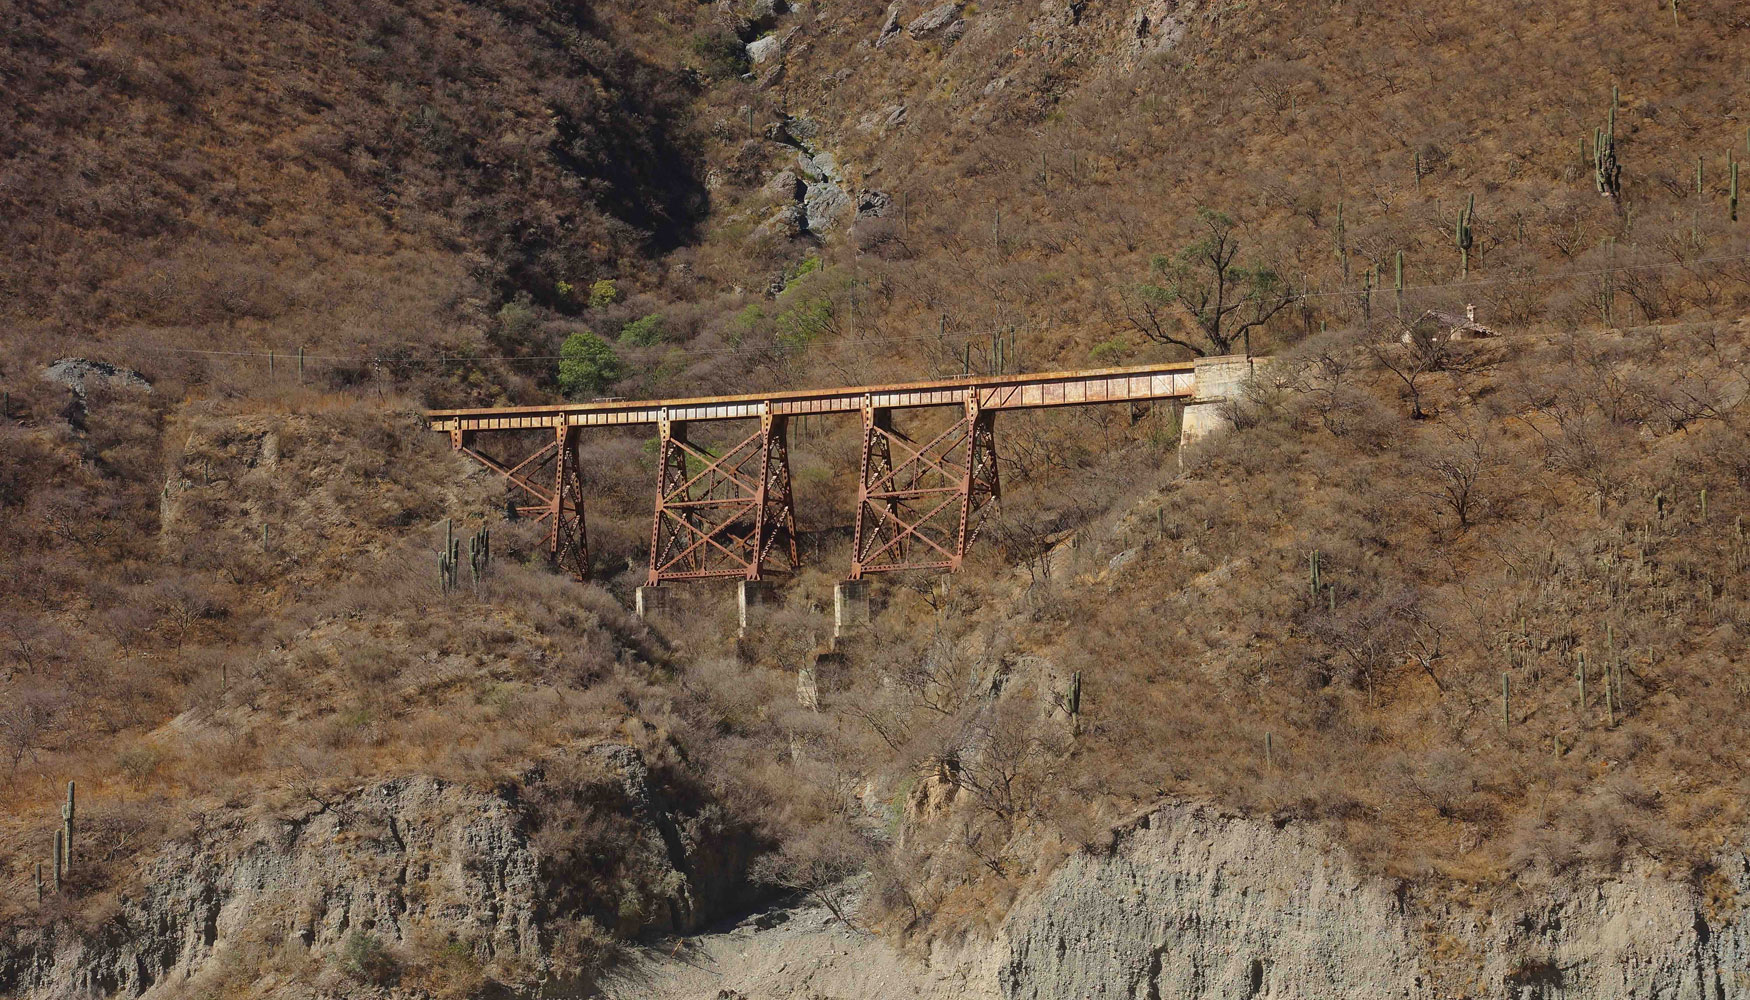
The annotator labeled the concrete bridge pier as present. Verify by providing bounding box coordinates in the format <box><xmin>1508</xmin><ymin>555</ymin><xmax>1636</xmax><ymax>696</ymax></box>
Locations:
<box><xmin>833</xmin><ymin>579</ymin><xmax>870</xmax><ymax>647</ymax></box>
<box><xmin>1180</xmin><ymin>354</ymin><xmax>1260</xmax><ymax>454</ymax></box>
<box><xmin>635</xmin><ymin>585</ymin><xmax>669</xmax><ymax>620</ymax></box>
<box><xmin>737</xmin><ymin>579</ymin><xmax>771</xmax><ymax>636</ymax></box>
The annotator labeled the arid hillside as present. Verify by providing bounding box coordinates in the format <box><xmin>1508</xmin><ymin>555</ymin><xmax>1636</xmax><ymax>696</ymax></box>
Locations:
<box><xmin>3</xmin><ymin>0</ymin><xmax>1750</xmax><ymax>996</ymax></box>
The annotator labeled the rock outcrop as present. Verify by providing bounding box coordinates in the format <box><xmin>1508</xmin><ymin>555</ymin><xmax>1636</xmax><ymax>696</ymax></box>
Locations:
<box><xmin>999</xmin><ymin>803</ymin><xmax>1750</xmax><ymax>1000</ymax></box>
<box><xmin>1001</xmin><ymin>804</ymin><xmax>1423</xmax><ymax>999</ymax></box>
<box><xmin>0</xmin><ymin>744</ymin><xmax>757</xmax><ymax>999</ymax></box>
<box><xmin>908</xmin><ymin>2</ymin><xmax>963</xmax><ymax>39</ymax></box>
<box><xmin>41</xmin><ymin>359</ymin><xmax>153</xmax><ymax>398</ymax></box>
<box><xmin>586</xmin><ymin>798</ymin><xmax>1750</xmax><ymax>998</ymax></box>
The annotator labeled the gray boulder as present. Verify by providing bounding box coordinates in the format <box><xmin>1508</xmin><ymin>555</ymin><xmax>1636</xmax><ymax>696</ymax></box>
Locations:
<box><xmin>744</xmin><ymin>0</ymin><xmax>786</xmax><ymax>28</ymax></box>
<box><xmin>802</xmin><ymin>180</ymin><xmax>851</xmax><ymax>232</ymax></box>
<box><xmin>752</xmin><ymin>204</ymin><xmax>806</xmax><ymax>241</ymax></box>
<box><xmin>783</xmin><ymin>114</ymin><xmax>821</xmax><ymax>143</ymax></box>
<box><xmin>875</xmin><ymin>2</ymin><xmax>903</xmax><ymax>47</ymax></box>
<box><xmin>796</xmin><ymin>150</ymin><xmax>837</xmax><ymax>181</ymax></box>
<box><xmin>747</xmin><ymin>33</ymin><xmax>782</xmax><ymax>64</ymax></box>
<box><xmin>856</xmin><ymin>189</ymin><xmax>894</xmax><ymax>218</ymax></box>
<box><xmin>41</xmin><ymin>358</ymin><xmax>152</xmax><ymax>398</ymax></box>
<box><xmin>908</xmin><ymin>1</ymin><xmax>962</xmax><ymax>38</ymax></box>
<box><xmin>764</xmin><ymin>169</ymin><xmax>804</xmax><ymax>201</ymax></box>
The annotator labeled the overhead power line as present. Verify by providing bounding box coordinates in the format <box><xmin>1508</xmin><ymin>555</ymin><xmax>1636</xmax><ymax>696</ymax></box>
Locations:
<box><xmin>56</xmin><ymin>248</ymin><xmax>1750</xmax><ymax>371</ymax></box>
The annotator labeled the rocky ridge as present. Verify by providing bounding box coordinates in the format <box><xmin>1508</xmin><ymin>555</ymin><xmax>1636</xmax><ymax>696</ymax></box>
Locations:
<box><xmin>0</xmin><ymin>744</ymin><xmax>755</xmax><ymax>999</ymax></box>
<box><xmin>610</xmin><ymin>802</ymin><xmax>1750</xmax><ymax>999</ymax></box>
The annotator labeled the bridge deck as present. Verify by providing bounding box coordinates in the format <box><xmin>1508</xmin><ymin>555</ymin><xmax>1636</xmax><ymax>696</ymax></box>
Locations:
<box><xmin>426</xmin><ymin>362</ymin><xmax>1198</xmax><ymax>431</ymax></box>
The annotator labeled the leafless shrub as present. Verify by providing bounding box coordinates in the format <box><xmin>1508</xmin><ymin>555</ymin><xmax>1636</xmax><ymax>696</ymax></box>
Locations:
<box><xmin>1</xmin><ymin>686</ymin><xmax>66</xmax><ymax>771</ymax></box>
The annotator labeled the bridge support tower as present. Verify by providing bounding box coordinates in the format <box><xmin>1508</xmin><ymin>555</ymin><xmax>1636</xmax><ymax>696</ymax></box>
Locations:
<box><xmin>449</xmin><ymin>421</ymin><xmax>589</xmax><ymax>580</ymax></box>
<box><xmin>850</xmin><ymin>391</ymin><xmax>1000</xmax><ymax>578</ymax></box>
<box><xmin>647</xmin><ymin>404</ymin><xmax>799</xmax><ymax>585</ymax></box>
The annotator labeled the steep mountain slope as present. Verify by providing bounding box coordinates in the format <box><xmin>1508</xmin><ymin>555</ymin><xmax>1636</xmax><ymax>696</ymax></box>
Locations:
<box><xmin>4</xmin><ymin>1</ymin><xmax>1750</xmax><ymax>997</ymax></box>
<box><xmin>0</xmin><ymin>0</ymin><xmax>702</xmax><ymax>393</ymax></box>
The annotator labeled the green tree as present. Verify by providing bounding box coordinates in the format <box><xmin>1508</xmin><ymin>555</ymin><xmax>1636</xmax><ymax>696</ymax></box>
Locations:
<box><xmin>496</xmin><ymin>292</ymin><xmax>539</xmax><ymax>342</ymax></box>
<box><xmin>619</xmin><ymin>313</ymin><xmax>667</xmax><ymax>346</ymax></box>
<box><xmin>1117</xmin><ymin>209</ymin><xmax>1297</xmax><ymax>356</ymax></box>
<box><xmin>557</xmin><ymin>331</ymin><xmax>624</xmax><ymax>397</ymax></box>
<box><xmin>587</xmin><ymin>279</ymin><xmax>619</xmax><ymax>309</ymax></box>
<box><xmin>689</xmin><ymin>27</ymin><xmax>748</xmax><ymax>79</ymax></box>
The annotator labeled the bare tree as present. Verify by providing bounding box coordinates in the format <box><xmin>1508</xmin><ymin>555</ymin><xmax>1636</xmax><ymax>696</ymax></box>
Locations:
<box><xmin>1415</xmin><ymin>424</ymin><xmax>1502</xmax><ymax>530</ymax></box>
<box><xmin>957</xmin><ymin>700</ymin><xmax>1063</xmax><ymax>822</ymax></box>
<box><xmin>1368</xmin><ymin>317</ymin><xmax>1501</xmax><ymax>419</ymax></box>
<box><xmin>749</xmin><ymin>820</ymin><xmax>873</xmax><ymax>926</ymax></box>
<box><xmin>1</xmin><ymin>687</ymin><xmax>65</xmax><ymax>771</ymax></box>
<box><xmin>1307</xmin><ymin>587</ymin><xmax>1420</xmax><ymax>705</ymax></box>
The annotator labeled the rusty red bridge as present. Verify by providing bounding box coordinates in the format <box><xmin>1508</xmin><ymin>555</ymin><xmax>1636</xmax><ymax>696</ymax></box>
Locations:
<box><xmin>426</xmin><ymin>357</ymin><xmax>1253</xmax><ymax>589</ymax></box>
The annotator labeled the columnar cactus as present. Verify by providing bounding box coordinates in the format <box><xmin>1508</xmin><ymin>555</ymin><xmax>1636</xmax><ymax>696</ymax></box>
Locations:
<box><xmin>1456</xmin><ymin>194</ymin><xmax>1475</xmax><ymax>276</ymax></box>
<box><xmin>1394</xmin><ymin>251</ymin><xmax>1405</xmax><ymax>314</ymax></box>
<box><xmin>1594</xmin><ymin>86</ymin><xmax>1623</xmax><ymax>199</ymax></box>
<box><xmin>1335</xmin><ymin>200</ymin><xmax>1347</xmax><ymax>277</ymax></box>
<box><xmin>62</xmin><ymin>781</ymin><xmax>74</xmax><ymax>874</ymax></box>
<box><xmin>1068</xmin><ymin>671</ymin><xmax>1082</xmax><ymax>734</ymax></box>
<box><xmin>469</xmin><ymin>526</ymin><xmax>492</xmax><ymax>585</ymax></box>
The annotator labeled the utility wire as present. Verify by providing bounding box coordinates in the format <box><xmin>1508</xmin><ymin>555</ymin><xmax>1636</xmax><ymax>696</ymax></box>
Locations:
<box><xmin>57</xmin><ymin>248</ymin><xmax>1750</xmax><ymax>370</ymax></box>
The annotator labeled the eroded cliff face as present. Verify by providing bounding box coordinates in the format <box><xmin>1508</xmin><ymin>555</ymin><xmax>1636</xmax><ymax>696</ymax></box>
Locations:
<box><xmin>1001</xmin><ymin>803</ymin><xmax>1424</xmax><ymax>1000</ymax></box>
<box><xmin>0</xmin><ymin>743</ymin><xmax>756</xmax><ymax>999</ymax></box>
<box><xmin>997</xmin><ymin>803</ymin><xmax>1750</xmax><ymax>1000</ymax></box>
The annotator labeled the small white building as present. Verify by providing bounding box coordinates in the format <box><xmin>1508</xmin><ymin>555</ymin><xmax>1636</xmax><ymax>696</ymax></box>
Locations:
<box><xmin>1401</xmin><ymin>304</ymin><xmax>1496</xmax><ymax>345</ymax></box>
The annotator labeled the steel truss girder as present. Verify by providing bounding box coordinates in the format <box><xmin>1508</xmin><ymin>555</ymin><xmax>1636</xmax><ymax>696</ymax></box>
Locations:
<box><xmin>451</xmin><ymin>423</ymin><xmax>589</xmax><ymax>580</ymax></box>
<box><xmin>850</xmin><ymin>392</ymin><xmax>999</xmax><ymax>578</ymax></box>
<box><xmin>647</xmin><ymin>405</ymin><xmax>799</xmax><ymax>584</ymax></box>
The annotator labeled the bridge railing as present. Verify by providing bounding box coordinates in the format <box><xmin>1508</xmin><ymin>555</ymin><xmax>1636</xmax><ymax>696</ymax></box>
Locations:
<box><xmin>426</xmin><ymin>358</ymin><xmax>1251</xmax><ymax>587</ymax></box>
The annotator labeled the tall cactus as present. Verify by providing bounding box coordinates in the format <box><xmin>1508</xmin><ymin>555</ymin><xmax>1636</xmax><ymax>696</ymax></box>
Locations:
<box><xmin>468</xmin><ymin>526</ymin><xmax>492</xmax><ymax>586</ymax></box>
<box><xmin>1067</xmin><ymin>671</ymin><xmax>1083</xmax><ymax>734</ymax></box>
<box><xmin>1456</xmin><ymin>194</ymin><xmax>1475</xmax><ymax>276</ymax></box>
<box><xmin>1335</xmin><ymin>200</ymin><xmax>1348</xmax><ymax>280</ymax></box>
<box><xmin>61</xmin><ymin>781</ymin><xmax>74</xmax><ymax>875</ymax></box>
<box><xmin>1394</xmin><ymin>251</ymin><xmax>1405</xmax><ymax>315</ymax></box>
<box><xmin>1594</xmin><ymin>86</ymin><xmax>1622</xmax><ymax>200</ymax></box>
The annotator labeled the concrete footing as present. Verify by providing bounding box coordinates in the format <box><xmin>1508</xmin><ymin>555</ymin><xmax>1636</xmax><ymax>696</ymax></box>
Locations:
<box><xmin>635</xmin><ymin>585</ymin><xmax>668</xmax><ymax>620</ymax></box>
<box><xmin>737</xmin><ymin>579</ymin><xmax>771</xmax><ymax>634</ymax></box>
<box><xmin>1180</xmin><ymin>354</ymin><xmax>1267</xmax><ymax>459</ymax></box>
<box><xmin>833</xmin><ymin>579</ymin><xmax>870</xmax><ymax>644</ymax></box>
<box><xmin>1179</xmin><ymin>398</ymin><xmax>1233</xmax><ymax>448</ymax></box>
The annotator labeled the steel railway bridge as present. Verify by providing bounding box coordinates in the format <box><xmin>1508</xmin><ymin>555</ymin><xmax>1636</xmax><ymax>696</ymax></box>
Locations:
<box><xmin>426</xmin><ymin>356</ymin><xmax>1254</xmax><ymax>593</ymax></box>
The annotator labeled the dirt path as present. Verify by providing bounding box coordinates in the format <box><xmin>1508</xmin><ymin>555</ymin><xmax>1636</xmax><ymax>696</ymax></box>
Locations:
<box><xmin>591</xmin><ymin>885</ymin><xmax>998</xmax><ymax>1000</ymax></box>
